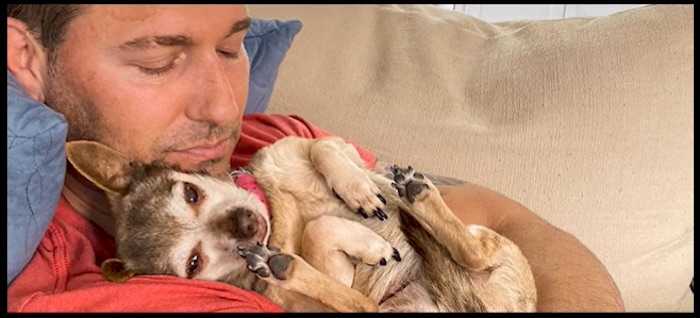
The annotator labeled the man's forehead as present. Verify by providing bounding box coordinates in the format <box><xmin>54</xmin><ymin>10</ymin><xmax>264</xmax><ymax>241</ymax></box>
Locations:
<box><xmin>78</xmin><ymin>5</ymin><xmax>248</xmax><ymax>37</ymax></box>
<box><xmin>86</xmin><ymin>4</ymin><xmax>247</xmax><ymax>20</ymax></box>
<box><xmin>90</xmin><ymin>5</ymin><xmax>159</xmax><ymax>22</ymax></box>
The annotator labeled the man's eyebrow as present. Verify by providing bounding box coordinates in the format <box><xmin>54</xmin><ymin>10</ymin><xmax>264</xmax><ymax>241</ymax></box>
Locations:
<box><xmin>117</xmin><ymin>17</ymin><xmax>251</xmax><ymax>51</ymax></box>
<box><xmin>119</xmin><ymin>35</ymin><xmax>193</xmax><ymax>51</ymax></box>
<box><xmin>225</xmin><ymin>17</ymin><xmax>252</xmax><ymax>38</ymax></box>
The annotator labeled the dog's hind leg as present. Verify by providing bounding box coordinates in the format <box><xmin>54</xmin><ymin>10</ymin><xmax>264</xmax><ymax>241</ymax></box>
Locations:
<box><xmin>388</xmin><ymin>165</ymin><xmax>504</xmax><ymax>271</ymax></box>
<box><xmin>388</xmin><ymin>165</ymin><xmax>537</xmax><ymax>311</ymax></box>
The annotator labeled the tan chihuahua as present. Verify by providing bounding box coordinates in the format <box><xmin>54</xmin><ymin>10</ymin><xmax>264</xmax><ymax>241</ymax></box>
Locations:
<box><xmin>66</xmin><ymin>136</ymin><xmax>536</xmax><ymax>312</ymax></box>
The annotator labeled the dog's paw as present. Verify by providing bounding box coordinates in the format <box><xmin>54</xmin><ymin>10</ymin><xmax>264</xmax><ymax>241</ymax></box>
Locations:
<box><xmin>329</xmin><ymin>169</ymin><xmax>388</xmax><ymax>221</ymax></box>
<box><xmin>386</xmin><ymin>165</ymin><xmax>432</xmax><ymax>204</ymax></box>
<box><xmin>238</xmin><ymin>243</ymin><xmax>293</xmax><ymax>280</ymax></box>
<box><xmin>361</xmin><ymin>245</ymin><xmax>402</xmax><ymax>267</ymax></box>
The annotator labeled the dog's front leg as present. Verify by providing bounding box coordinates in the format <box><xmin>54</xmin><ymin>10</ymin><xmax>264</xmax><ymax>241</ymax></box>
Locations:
<box><xmin>263</xmin><ymin>189</ymin><xmax>306</xmax><ymax>255</ymax></box>
<box><xmin>301</xmin><ymin>215</ymin><xmax>401</xmax><ymax>287</ymax></box>
<box><xmin>309</xmin><ymin>137</ymin><xmax>388</xmax><ymax>221</ymax></box>
<box><xmin>238</xmin><ymin>244</ymin><xmax>379</xmax><ymax>312</ymax></box>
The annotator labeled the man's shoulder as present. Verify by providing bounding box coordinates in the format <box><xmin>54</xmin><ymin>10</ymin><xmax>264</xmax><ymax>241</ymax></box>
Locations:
<box><xmin>233</xmin><ymin>114</ymin><xmax>377</xmax><ymax>171</ymax></box>
<box><xmin>231</xmin><ymin>114</ymin><xmax>330</xmax><ymax>169</ymax></box>
<box><xmin>241</xmin><ymin>113</ymin><xmax>331</xmax><ymax>140</ymax></box>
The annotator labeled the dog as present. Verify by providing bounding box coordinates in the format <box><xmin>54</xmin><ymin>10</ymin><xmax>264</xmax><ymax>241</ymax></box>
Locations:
<box><xmin>66</xmin><ymin>136</ymin><xmax>537</xmax><ymax>312</ymax></box>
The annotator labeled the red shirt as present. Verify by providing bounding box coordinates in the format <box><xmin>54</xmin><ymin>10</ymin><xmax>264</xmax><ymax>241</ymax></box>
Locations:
<box><xmin>7</xmin><ymin>114</ymin><xmax>376</xmax><ymax>312</ymax></box>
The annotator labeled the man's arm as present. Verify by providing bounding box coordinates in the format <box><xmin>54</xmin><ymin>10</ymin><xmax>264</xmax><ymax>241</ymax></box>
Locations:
<box><xmin>437</xmin><ymin>183</ymin><xmax>625</xmax><ymax>312</ymax></box>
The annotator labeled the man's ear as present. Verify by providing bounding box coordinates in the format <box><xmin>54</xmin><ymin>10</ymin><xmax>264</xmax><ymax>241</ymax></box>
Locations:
<box><xmin>101</xmin><ymin>258</ymin><xmax>135</xmax><ymax>283</ymax></box>
<box><xmin>65</xmin><ymin>141</ymin><xmax>135</xmax><ymax>195</ymax></box>
<box><xmin>7</xmin><ymin>17</ymin><xmax>49</xmax><ymax>102</ymax></box>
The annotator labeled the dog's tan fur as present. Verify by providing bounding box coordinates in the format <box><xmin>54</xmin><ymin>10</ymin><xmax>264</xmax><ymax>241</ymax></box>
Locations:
<box><xmin>66</xmin><ymin>136</ymin><xmax>536</xmax><ymax>312</ymax></box>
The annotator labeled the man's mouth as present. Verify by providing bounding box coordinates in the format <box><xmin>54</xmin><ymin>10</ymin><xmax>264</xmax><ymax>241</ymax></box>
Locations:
<box><xmin>169</xmin><ymin>137</ymin><xmax>231</xmax><ymax>162</ymax></box>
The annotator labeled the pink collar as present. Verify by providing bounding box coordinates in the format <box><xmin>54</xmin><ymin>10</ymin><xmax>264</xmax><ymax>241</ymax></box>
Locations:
<box><xmin>230</xmin><ymin>169</ymin><xmax>270</xmax><ymax>217</ymax></box>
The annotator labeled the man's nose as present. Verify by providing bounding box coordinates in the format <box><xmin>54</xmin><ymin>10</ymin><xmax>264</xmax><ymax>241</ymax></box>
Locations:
<box><xmin>186</xmin><ymin>58</ymin><xmax>241</xmax><ymax>125</ymax></box>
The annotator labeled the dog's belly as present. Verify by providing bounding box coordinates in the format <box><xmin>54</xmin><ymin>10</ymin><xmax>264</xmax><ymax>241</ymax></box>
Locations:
<box><xmin>378</xmin><ymin>281</ymin><xmax>439</xmax><ymax>312</ymax></box>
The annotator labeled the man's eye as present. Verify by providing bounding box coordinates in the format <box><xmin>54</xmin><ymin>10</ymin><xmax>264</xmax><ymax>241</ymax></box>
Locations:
<box><xmin>135</xmin><ymin>53</ymin><xmax>186</xmax><ymax>77</ymax></box>
<box><xmin>137</xmin><ymin>62</ymin><xmax>175</xmax><ymax>77</ymax></box>
<box><xmin>184</xmin><ymin>182</ymin><xmax>201</xmax><ymax>204</ymax></box>
<box><xmin>217</xmin><ymin>50</ymin><xmax>239</xmax><ymax>60</ymax></box>
<box><xmin>186</xmin><ymin>253</ymin><xmax>201</xmax><ymax>278</ymax></box>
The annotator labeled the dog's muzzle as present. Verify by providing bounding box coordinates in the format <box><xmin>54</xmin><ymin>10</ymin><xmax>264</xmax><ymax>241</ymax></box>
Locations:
<box><xmin>229</xmin><ymin>207</ymin><xmax>258</xmax><ymax>239</ymax></box>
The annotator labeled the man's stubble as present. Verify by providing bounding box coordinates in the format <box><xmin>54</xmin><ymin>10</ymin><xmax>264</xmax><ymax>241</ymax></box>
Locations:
<box><xmin>45</xmin><ymin>53</ymin><xmax>104</xmax><ymax>144</ymax></box>
<box><xmin>43</xmin><ymin>55</ymin><xmax>241</xmax><ymax>176</ymax></box>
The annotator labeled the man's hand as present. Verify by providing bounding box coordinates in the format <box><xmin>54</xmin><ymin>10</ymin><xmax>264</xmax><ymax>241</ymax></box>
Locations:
<box><xmin>437</xmin><ymin>183</ymin><xmax>625</xmax><ymax>312</ymax></box>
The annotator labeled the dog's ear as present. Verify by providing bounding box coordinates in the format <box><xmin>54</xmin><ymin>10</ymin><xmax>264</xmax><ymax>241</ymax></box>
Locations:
<box><xmin>65</xmin><ymin>140</ymin><xmax>134</xmax><ymax>195</ymax></box>
<box><xmin>101</xmin><ymin>258</ymin><xmax>135</xmax><ymax>283</ymax></box>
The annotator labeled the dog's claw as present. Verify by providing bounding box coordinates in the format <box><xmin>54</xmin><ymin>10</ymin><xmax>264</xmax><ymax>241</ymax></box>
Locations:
<box><xmin>377</xmin><ymin>194</ymin><xmax>387</xmax><ymax>205</ymax></box>
<box><xmin>387</xmin><ymin>164</ymin><xmax>399</xmax><ymax>175</ymax></box>
<box><xmin>396</xmin><ymin>186</ymin><xmax>406</xmax><ymax>198</ymax></box>
<box><xmin>358</xmin><ymin>207</ymin><xmax>369</xmax><ymax>219</ymax></box>
<box><xmin>255</xmin><ymin>266</ymin><xmax>271</xmax><ymax>278</ymax></box>
<box><xmin>373</xmin><ymin>208</ymin><xmax>387</xmax><ymax>221</ymax></box>
<box><xmin>392</xmin><ymin>248</ymin><xmax>402</xmax><ymax>262</ymax></box>
<box><xmin>331</xmin><ymin>188</ymin><xmax>342</xmax><ymax>201</ymax></box>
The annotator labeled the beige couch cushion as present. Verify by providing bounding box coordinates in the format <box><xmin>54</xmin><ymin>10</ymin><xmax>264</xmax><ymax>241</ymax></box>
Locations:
<box><xmin>248</xmin><ymin>5</ymin><xmax>694</xmax><ymax>311</ymax></box>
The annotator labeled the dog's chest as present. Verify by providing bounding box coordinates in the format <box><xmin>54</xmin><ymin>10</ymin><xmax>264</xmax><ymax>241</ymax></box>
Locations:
<box><xmin>378</xmin><ymin>281</ymin><xmax>439</xmax><ymax>312</ymax></box>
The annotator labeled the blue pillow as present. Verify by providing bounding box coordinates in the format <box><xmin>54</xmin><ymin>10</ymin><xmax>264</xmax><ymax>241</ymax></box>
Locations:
<box><xmin>243</xmin><ymin>18</ymin><xmax>303</xmax><ymax>114</ymax></box>
<box><xmin>7</xmin><ymin>71</ymin><xmax>68</xmax><ymax>285</ymax></box>
<box><xmin>6</xmin><ymin>18</ymin><xmax>302</xmax><ymax>284</ymax></box>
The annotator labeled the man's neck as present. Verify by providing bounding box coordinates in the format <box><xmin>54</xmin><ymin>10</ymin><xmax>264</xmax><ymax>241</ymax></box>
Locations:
<box><xmin>62</xmin><ymin>165</ymin><xmax>115</xmax><ymax>236</ymax></box>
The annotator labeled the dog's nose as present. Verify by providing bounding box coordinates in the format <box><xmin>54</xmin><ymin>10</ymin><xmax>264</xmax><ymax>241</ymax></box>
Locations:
<box><xmin>231</xmin><ymin>208</ymin><xmax>257</xmax><ymax>239</ymax></box>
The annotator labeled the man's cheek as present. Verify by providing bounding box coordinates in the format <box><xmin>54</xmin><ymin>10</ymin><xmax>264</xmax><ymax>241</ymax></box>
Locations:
<box><xmin>229</xmin><ymin>51</ymin><xmax>250</xmax><ymax>112</ymax></box>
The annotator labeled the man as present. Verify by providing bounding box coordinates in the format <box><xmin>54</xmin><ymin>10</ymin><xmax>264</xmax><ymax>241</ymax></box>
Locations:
<box><xmin>6</xmin><ymin>4</ymin><xmax>624</xmax><ymax>312</ymax></box>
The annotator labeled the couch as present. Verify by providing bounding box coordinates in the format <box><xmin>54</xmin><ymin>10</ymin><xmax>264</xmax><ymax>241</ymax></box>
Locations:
<box><xmin>248</xmin><ymin>4</ymin><xmax>694</xmax><ymax>312</ymax></box>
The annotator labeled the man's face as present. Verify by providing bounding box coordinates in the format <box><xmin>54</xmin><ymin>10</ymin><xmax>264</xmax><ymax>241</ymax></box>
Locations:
<box><xmin>46</xmin><ymin>5</ymin><xmax>250</xmax><ymax>177</ymax></box>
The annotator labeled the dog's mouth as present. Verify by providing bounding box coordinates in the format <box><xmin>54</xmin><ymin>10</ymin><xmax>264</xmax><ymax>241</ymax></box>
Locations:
<box><xmin>252</xmin><ymin>211</ymin><xmax>269</xmax><ymax>245</ymax></box>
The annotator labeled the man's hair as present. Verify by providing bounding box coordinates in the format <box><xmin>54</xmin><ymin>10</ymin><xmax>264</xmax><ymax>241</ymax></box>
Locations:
<box><xmin>7</xmin><ymin>4</ymin><xmax>84</xmax><ymax>58</ymax></box>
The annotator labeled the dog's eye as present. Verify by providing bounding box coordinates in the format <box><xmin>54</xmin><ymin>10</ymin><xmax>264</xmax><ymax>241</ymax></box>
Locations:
<box><xmin>183</xmin><ymin>182</ymin><xmax>200</xmax><ymax>204</ymax></box>
<box><xmin>186</xmin><ymin>253</ymin><xmax>201</xmax><ymax>278</ymax></box>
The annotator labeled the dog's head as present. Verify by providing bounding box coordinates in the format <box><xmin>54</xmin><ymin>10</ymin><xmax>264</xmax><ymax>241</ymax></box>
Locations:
<box><xmin>66</xmin><ymin>141</ymin><xmax>269</xmax><ymax>288</ymax></box>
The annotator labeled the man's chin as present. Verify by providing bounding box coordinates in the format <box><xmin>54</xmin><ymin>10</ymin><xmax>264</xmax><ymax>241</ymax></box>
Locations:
<box><xmin>205</xmin><ymin>159</ymin><xmax>234</xmax><ymax>178</ymax></box>
<box><xmin>162</xmin><ymin>153</ymin><xmax>232</xmax><ymax>177</ymax></box>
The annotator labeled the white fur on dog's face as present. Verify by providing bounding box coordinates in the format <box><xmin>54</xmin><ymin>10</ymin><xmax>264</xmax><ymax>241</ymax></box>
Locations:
<box><xmin>162</xmin><ymin>171</ymin><xmax>270</xmax><ymax>281</ymax></box>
